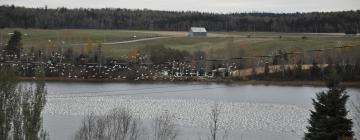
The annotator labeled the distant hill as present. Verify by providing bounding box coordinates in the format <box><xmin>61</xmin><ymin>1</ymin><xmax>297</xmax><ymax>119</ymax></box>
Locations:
<box><xmin>0</xmin><ymin>5</ymin><xmax>359</xmax><ymax>33</ymax></box>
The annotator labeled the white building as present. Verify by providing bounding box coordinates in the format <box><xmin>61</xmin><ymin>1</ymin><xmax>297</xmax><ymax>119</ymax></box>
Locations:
<box><xmin>188</xmin><ymin>27</ymin><xmax>207</xmax><ymax>37</ymax></box>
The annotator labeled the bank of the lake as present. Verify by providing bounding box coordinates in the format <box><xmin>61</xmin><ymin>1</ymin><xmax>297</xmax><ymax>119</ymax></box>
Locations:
<box><xmin>18</xmin><ymin>76</ymin><xmax>360</xmax><ymax>87</ymax></box>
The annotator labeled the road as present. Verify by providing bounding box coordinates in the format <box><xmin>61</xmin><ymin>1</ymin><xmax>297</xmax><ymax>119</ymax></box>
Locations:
<box><xmin>71</xmin><ymin>36</ymin><xmax>171</xmax><ymax>46</ymax></box>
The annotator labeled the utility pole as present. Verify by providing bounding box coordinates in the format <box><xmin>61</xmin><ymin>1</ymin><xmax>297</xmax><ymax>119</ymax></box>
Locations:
<box><xmin>103</xmin><ymin>31</ymin><xmax>106</xmax><ymax>43</ymax></box>
<box><xmin>60</xmin><ymin>41</ymin><xmax>64</xmax><ymax>64</ymax></box>
<box><xmin>97</xmin><ymin>44</ymin><xmax>102</xmax><ymax>77</ymax></box>
<box><xmin>56</xmin><ymin>31</ymin><xmax>60</xmax><ymax>43</ymax></box>
<box><xmin>172</xmin><ymin>61</ymin><xmax>175</xmax><ymax>77</ymax></box>
<box><xmin>0</xmin><ymin>31</ymin><xmax>3</xmax><ymax>61</ymax></box>
<box><xmin>0</xmin><ymin>31</ymin><xmax>2</xmax><ymax>48</ymax></box>
<box><xmin>253</xmin><ymin>24</ymin><xmax>256</xmax><ymax>36</ymax></box>
<box><xmin>59</xmin><ymin>41</ymin><xmax>65</xmax><ymax>78</ymax></box>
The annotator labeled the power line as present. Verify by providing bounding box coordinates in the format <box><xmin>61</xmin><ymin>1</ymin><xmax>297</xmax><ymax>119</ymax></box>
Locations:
<box><xmin>47</xmin><ymin>82</ymin><xmax>216</xmax><ymax>95</ymax></box>
<box><xmin>47</xmin><ymin>85</ymin><xmax>230</xmax><ymax>99</ymax></box>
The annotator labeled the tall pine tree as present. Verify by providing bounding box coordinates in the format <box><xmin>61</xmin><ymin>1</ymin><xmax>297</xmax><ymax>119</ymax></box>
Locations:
<box><xmin>305</xmin><ymin>69</ymin><xmax>353</xmax><ymax>140</ymax></box>
<box><xmin>5</xmin><ymin>30</ymin><xmax>22</xmax><ymax>58</ymax></box>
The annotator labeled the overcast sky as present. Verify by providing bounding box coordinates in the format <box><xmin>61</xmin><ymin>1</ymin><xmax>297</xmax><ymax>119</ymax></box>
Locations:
<box><xmin>1</xmin><ymin>0</ymin><xmax>359</xmax><ymax>13</ymax></box>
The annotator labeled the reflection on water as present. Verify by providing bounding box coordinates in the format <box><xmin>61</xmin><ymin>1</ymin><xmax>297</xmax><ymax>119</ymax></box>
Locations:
<box><xmin>34</xmin><ymin>82</ymin><xmax>359</xmax><ymax>140</ymax></box>
<box><xmin>42</xmin><ymin>81</ymin><xmax>360</xmax><ymax>105</ymax></box>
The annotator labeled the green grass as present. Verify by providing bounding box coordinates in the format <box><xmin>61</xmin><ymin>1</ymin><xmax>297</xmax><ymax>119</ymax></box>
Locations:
<box><xmin>244</xmin><ymin>37</ymin><xmax>360</xmax><ymax>55</ymax></box>
<box><xmin>0</xmin><ymin>28</ymin><xmax>161</xmax><ymax>48</ymax></box>
<box><xmin>213</xmin><ymin>31</ymin><xmax>347</xmax><ymax>37</ymax></box>
<box><xmin>1</xmin><ymin>28</ymin><xmax>359</xmax><ymax>59</ymax></box>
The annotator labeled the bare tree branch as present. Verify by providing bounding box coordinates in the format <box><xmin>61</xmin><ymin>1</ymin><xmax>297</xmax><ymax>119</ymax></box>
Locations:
<box><xmin>208</xmin><ymin>103</ymin><xmax>229</xmax><ymax>140</ymax></box>
<box><xmin>74</xmin><ymin>108</ymin><xmax>143</xmax><ymax>140</ymax></box>
<box><xmin>152</xmin><ymin>112</ymin><xmax>178</xmax><ymax>140</ymax></box>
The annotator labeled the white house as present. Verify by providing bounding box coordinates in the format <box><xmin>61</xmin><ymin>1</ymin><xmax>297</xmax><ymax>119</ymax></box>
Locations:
<box><xmin>188</xmin><ymin>27</ymin><xmax>207</xmax><ymax>37</ymax></box>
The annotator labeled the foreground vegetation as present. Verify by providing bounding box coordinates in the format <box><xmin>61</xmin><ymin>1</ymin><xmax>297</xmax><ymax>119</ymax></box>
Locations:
<box><xmin>74</xmin><ymin>104</ymin><xmax>229</xmax><ymax>140</ymax></box>
<box><xmin>305</xmin><ymin>70</ymin><xmax>353</xmax><ymax>139</ymax></box>
<box><xmin>0</xmin><ymin>66</ymin><xmax>48</xmax><ymax>140</ymax></box>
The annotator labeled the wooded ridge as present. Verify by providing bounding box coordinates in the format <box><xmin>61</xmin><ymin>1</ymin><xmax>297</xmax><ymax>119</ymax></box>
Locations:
<box><xmin>0</xmin><ymin>5</ymin><xmax>359</xmax><ymax>33</ymax></box>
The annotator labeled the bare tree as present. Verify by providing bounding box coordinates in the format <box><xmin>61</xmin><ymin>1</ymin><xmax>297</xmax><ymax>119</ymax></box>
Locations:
<box><xmin>208</xmin><ymin>103</ymin><xmax>228</xmax><ymax>140</ymax></box>
<box><xmin>74</xmin><ymin>108</ymin><xmax>143</xmax><ymax>140</ymax></box>
<box><xmin>152</xmin><ymin>112</ymin><xmax>178</xmax><ymax>140</ymax></box>
<box><xmin>74</xmin><ymin>112</ymin><xmax>96</xmax><ymax>140</ymax></box>
<box><xmin>106</xmin><ymin>108</ymin><xmax>142</xmax><ymax>140</ymax></box>
<box><xmin>75</xmin><ymin>108</ymin><xmax>181</xmax><ymax>140</ymax></box>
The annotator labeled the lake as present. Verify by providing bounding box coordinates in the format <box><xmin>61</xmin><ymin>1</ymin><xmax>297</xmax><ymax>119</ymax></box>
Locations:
<box><xmin>37</xmin><ymin>82</ymin><xmax>360</xmax><ymax>140</ymax></box>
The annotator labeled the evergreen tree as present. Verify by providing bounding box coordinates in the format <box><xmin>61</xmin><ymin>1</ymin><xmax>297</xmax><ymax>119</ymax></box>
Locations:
<box><xmin>264</xmin><ymin>62</ymin><xmax>270</xmax><ymax>77</ymax></box>
<box><xmin>294</xmin><ymin>61</ymin><xmax>303</xmax><ymax>79</ymax></box>
<box><xmin>305</xmin><ymin>69</ymin><xmax>353</xmax><ymax>140</ymax></box>
<box><xmin>251</xmin><ymin>66</ymin><xmax>257</xmax><ymax>80</ymax></box>
<box><xmin>285</xmin><ymin>67</ymin><xmax>293</xmax><ymax>80</ymax></box>
<box><xmin>309</xmin><ymin>61</ymin><xmax>321</xmax><ymax>80</ymax></box>
<box><xmin>5</xmin><ymin>31</ymin><xmax>22</xmax><ymax>58</ymax></box>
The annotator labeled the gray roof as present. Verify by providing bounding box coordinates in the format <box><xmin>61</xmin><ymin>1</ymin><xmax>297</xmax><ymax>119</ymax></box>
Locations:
<box><xmin>190</xmin><ymin>27</ymin><xmax>207</xmax><ymax>32</ymax></box>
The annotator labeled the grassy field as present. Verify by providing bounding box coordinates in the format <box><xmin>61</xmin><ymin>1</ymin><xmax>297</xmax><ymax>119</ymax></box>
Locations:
<box><xmin>0</xmin><ymin>28</ymin><xmax>160</xmax><ymax>47</ymax></box>
<box><xmin>1</xmin><ymin>28</ymin><xmax>359</xmax><ymax>59</ymax></box>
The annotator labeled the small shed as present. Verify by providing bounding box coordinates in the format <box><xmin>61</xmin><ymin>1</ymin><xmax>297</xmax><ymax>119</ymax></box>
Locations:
<box><xmin>188</xmin><ymin>27</ymin><xmax>207</xmax><ymax>37</ymax></box>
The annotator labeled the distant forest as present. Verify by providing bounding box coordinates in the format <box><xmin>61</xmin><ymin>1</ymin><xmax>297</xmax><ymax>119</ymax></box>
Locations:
<box><xmin>0</xmin><ymin>5</ymin><xmax>359</xmax><ymax>33</ymax></box>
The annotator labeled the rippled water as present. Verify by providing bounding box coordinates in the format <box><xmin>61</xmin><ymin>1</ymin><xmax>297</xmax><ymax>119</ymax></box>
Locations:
<box><xmin>32</xmin><ymin>82</ymin><xmax>359</xmax><ymax>140</ymax></box>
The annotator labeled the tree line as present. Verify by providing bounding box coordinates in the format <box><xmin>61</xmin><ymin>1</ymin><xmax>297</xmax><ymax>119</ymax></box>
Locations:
<box><xmin>74</xmin><ymin>104</ymin><xmax>229</xmax><ymax>140</ymax></box>
<box><xmin>253</xmin><ymin>60</ymin><xmax>360</xmax><ymax>81</ymax></box>
<box><xmin>0</xmin><ymin>5</ymin><xmax>359</xmax><ymax>33</ymax></box>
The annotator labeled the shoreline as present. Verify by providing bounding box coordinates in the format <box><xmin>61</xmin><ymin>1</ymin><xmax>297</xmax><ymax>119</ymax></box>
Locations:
<box><xmin>18</xmin><ymin>77</ymin><xmax>360</xmax><ymax>87</ymax></box>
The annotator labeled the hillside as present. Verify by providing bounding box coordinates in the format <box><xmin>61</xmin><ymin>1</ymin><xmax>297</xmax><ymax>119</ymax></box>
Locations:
<box><xmin>1</xmin><ymin>29</ymin><xmax>359</xmax><ymax>59</ymax></box>
<box><xmin>0</xmin><ymin>5</ymin><xmax>359</xmax><ymax>33</ymax></box>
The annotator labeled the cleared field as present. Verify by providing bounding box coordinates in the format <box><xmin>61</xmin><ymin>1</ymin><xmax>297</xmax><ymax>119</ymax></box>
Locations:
<box><xmin>0</xmin><ymin>28</ymin><xmax>161</xmax><ymax>48</ymax></box>
<box><xmin>1</xmin><ymin>28</ymin><xmax>359</xmax><ymax>58</ymax></box>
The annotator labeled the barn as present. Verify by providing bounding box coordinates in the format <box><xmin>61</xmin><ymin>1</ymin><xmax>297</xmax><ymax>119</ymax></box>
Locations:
<box><xmin>188</xmin><ymin>27</ymin><xmax>207</xmax><ymax>37</ymax></box>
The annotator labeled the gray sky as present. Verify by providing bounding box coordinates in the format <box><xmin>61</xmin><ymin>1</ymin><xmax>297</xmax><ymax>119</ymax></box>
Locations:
<box><xmin>1</xmin><ymin>0</ymin><xmax>359</xmax><ymax>13</ymax></box>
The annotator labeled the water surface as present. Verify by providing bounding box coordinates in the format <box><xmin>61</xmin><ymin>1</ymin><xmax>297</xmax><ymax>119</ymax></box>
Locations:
<box><xmin>37</xmin><ymin>82</ymin><xmax>359</xmax><ymax>140</ymax></box>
